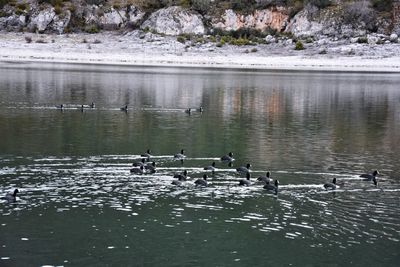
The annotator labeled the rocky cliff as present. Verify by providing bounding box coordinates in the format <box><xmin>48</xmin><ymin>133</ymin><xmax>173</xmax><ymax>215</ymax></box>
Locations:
<box><xmin>0</xmin><ymin>0</ymin><xmax>398</xmax><ymax>42</ymax></box>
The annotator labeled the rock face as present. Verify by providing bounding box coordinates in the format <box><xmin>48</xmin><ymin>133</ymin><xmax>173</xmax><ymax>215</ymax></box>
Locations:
<box><xmin>84</xmin><ymin>5</ymin><xmax>145</xmax><ymax>30</ymax></box>
<box><xmin>212</xmin><ymin>7</ymin><xmax>288</xmax><ymax>32</ymax></box>
<box><xmin>141</xmin><ymin>6</ymin><xmax>205</xmax><ymax>35</ymax></box>
<box><xmin>27</xmin><ymin>7</ymin><xmax>71</xmax><ymax>34</ymax></box>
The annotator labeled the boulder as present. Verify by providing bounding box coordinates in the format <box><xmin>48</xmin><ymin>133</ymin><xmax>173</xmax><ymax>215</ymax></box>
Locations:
<box><xmin>0</xmin><ymin>14</ymin><xmax>26</xmax><ymax>31</ymax></box>
<box><xmin>141</xmin><ymin>6</ymin><xmax>205</xmax><ymax>35</ymax></box>
<box><xmin>367</xmin><ymin>34</ymin><xmax>379</xmax><ymax>45</ymax></box>
<box><xmin>389</xmin><ymin>33</ymin><xmax>398</xmax><ymax>42</ymax></box>
<box><xmin>50</xmin><ymin>11</ymin><xmax>71</xmax><ymax>34</ymax></box>
<box><xmin>99</xmin><ymin>8</ymin><xmax>126</xmax><ymax>29</ymax></box>
<box><xmin>265</xmin><ymin>34</ymin><xmax>276</xmax><ymax>44</ymax></box>
<box><xmin>28</xmin><ymin>7</ymin><xmax>56</xmax><ymax>33</ymax></box>
<box><xmin>285</xmin><ymin>5</ymin><xmax>323</xmax><ymax>37</ymax></box>
<box><xmin>127</xmin><ymin>5</ymin><xmax>145</xmax><ymax>27</ymax></box>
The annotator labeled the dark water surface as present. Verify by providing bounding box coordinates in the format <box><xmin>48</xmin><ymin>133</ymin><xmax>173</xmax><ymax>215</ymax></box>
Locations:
<box><xmin>0</xmin><ymin>63</ymin><xmax>399</xmax><ymax>266</ymax></box>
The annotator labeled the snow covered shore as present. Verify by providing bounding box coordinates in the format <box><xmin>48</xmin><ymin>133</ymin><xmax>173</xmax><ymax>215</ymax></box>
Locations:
<box><xmin>1</xmin><ymin>32</ymin><xmax>399</xmax><ymax>72</ymax></box>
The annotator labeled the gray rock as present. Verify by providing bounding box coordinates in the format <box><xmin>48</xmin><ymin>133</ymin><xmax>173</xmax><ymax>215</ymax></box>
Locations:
<box><xmin>390</xmin><ymin>33</ymin><xmax>398</xmax><ymax>42</ymax></box>
<box><xmin>141</xmin><ymin>6</ymin><xmax>205</xmax><ymax>36</ymax></box>
<box><xmin>286</xmin><ymin>7</ymin><xmax>323</xmax><ymax>37</ymax></box>
<box><xmin>285</xmin><ymin>39</ymin><xmax>293</xmax><ymax>45</ymax></box>
<box><xmin>127</xmin><ymin>5</ymin><xmax>145</xmax><ymax>27</ymax></box>
<box><xmin>350</xmin><ymin>37</ymin><xmax>359</xmax><ymax>43</ymax></box>
<box><xmin>367</xmin><ymin>35</ymin><xmax>379</xmax><ymax>45</ymax></box>
<box><xmin>265</xmin><ymin>35</ymin><xmax>276</xmax><ymax>44</ymax></box>
<box><xmin>28</xmin><ymin>8</ymin><xmax>56</xmax><ymax>33</ymax></box>
<box><xmin>99</xmin><ymin>8</ymin><xmax>126</xmax><ymax>29</ymax></box>
<box><xmin>50</xmin><ymin>11</ymin><xmax>71</xmax><ymax>34</ymax></box>
<box><xmin>341</xmin><ymin>46</ymin><xmax>355</xmax><ymax>55</ymax></box>
<box><xmin>317</xmin><ymin>38</ymin><xmax>329</xmax><ymax>45</ymax></box>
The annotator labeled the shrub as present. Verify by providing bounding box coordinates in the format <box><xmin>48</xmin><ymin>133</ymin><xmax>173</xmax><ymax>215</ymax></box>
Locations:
<box><xmin>36</xmin><ymin>39</ymin><xmax>47</xmax><ymax>44</ymax></box>
<box><xmin>343</xmin><ymin>1</ymin><xmax>377</xmax><ymax>32</ymax></box>
<box><xmin>177</xmin><ymin>35</ymin><xmax>186</xmax><ymax>43</ymax></box>
<box><xmin>25</xmin><ymin>36</ymin><xmax>32</xmax><ymax>43</ymax></box>
<box><xmin>294</xmin><ymin>40</ymin><xmax>304</xmax><ymax>50</ymax></box>
<box><xmin>85</xmin><ymin>24</ymin><xmax>99</xmax><ymax>34</ymax></box>
<box><xmin>370</xmin><ymin>0</ymin><xmax>393</xmax><ymax>12</ymax></box>
<box><xmin>54</xmin><ymin>4</ymin><xmax>62</xmax><ymax>15</ymax></box>
<box><xmin>191</xmin><ymin>0</ymin><xmax>211</xmax><ymax>14</ymax></box>
<box><xmin>357</xmin><ymin>36</ymin><xmax>368</xmax><ymax>43</ymax></box>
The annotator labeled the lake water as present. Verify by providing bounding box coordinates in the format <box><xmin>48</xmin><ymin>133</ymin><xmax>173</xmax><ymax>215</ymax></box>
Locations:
<box><xmin>0</xmin><ymin>63</ymin><xmax>399</xmax><ymax>266</ymax></box>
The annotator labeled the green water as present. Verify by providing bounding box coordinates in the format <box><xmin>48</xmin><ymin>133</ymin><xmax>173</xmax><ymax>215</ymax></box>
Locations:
<box><xmin>0</xmin><ymin>63</ymin><xmax>399</xmax><ymax>266</ymax></box>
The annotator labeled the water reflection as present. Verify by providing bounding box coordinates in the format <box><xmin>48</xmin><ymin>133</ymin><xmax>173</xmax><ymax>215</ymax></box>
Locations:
<box><xmin>1</xmin><ymin>64</ymin><xmax>400</xmax><ymax>266</ymax></box>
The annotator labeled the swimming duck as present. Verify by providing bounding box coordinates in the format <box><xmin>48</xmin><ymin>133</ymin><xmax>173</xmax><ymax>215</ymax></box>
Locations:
<box><xmin>141</xmin><ymin>149</ymin><xmax>152</xmax><ymax>159</ymax></box>
<box><xmin>239</xmin><ymin>172</ymin><xmax>251</xmax><ymax>186</ymax></box>
<box><xmin>132</xmin><ymin>158</ymin><xmax>146</xmax><ymax>167</ymax></box>
<box><xmin>236</xmin><ymin>163</ymin><xmax>251</xmax><ymax>176</ymax></box>
<box><xmin>90</xmin><ymin>102</ymin><xmax>95</xmax><ymax>108</ymax></box>
<box><xmin>185</xmin><ymin>108</ymin><xmax>191</xmax><ymax>115</ymax></box>
<box><xmin>204</xmin><ymin>162</ymin><xmax>216</xmax><ymax>172</ymax></box>
<box><xmin>194</xmin><ymin>174</ymin><xmax>208</xmax><ymax>187</ymax></box>
<box><xmin>145</xmin><ymin>162</ymin><xmax>156</xmax><ymax>174</ymax></box>
<box><xmin>171</xmin><ymin>180</ymin><xmax>182</xmax><ymax>186</ymax></box>
<box><xmin>220</xmin><ymin>152</ymin><xmax>234</xmax><ymax>163</ymax></box>
<box><xmin>174</xmin><ymin>149</ymin><xmax>186</xmax><ymax>160</ymax></box>
<box><xmin>120</xmin><ymin>105</ymin><xmax>128</xmax><ymax>112</ymax></box>
<box><xmin>323</xmin><ymin>178</ymin><xmax>337</xmax><ymax>190</ymax></box>
<box><xmin>130</xmin><ymin>166</ymin><xmax>144</xmax><ymax>174</ymax></box>
<box><xmin>198</xmin><ymin>106</ymin><xmax>204</xmax><ymax>112</ymax></box>
<box><xmin>174</xmin><ymin>170</ymin><xmax>188</xmax><ymax>181</ymax></box>
<box><xmin>257</xmin><ymin>171</ymin><xmax>272</xmax><ymax>183</ymax></box>
<box><xmin>3</xmin><ymin>189</ymin><xmax>19</xmax><ymax>202</ymax></box>
<box><xmin>264</xmin><ymin>180</ymin><xmax>279</xmax><ymax>195</ymax></box>
<box><xmin>360</xmin><ymin>170</ymin><xmax>379</xmax><ymax>181</ymax></box>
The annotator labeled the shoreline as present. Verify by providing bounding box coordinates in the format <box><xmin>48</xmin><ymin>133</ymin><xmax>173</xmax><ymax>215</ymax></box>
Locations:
<box><xmin>1</xmin><ymin>32</ymin><xmax>400</xmax><ymax>73</ymax></box>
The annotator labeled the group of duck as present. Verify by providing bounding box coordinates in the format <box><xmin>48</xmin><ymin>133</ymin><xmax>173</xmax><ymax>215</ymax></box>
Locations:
<box><xmin>129</xmin><ymin>149</ymin><xmax>380</xmax><ymax>196</ymax></box>
<box><xmin>56</xmin><ymin>102</ymin><xmax>203</xmax><ymax>114</ymax></box>
<box><xmin>2</xmin><ymin>150</ymin><xmax>379</xmax><ymax>203</ymax></box>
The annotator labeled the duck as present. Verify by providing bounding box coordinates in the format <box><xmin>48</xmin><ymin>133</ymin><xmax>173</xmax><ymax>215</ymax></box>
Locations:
<box><xmin>264</xmin><ymin>180</ymin><xmax>279</xmax><ymax>195</ymax></box>
<box><xmin>173</xmin><ymin>170</ymin><xmax>188</xmax><ymax>181</ymax></box>
<box><xmin>185</xmin><ymin>108</ymin><xmax>191</xmax><ymax>115</ymax></box>
<box><xmin>194</xmin><ymin>174</ymin><xmax>208</xmax><ymax>187</ymax></box>
<box><xmin>144</xmin><ymin>162</ymin><xmax>156</xmax><ymax>174</ymax></box>
<box><xmin>239</xmin><ymin>172</ymin><xmax>251</xmax><ymax>186</ymax></box>
<box><xmin>120</xmin><ymin>105</ymin><xmax>128</xmax><ymax>112</ymax></box>
<box><xmin>257</xmin><ymin>171</ymin><xmax>273</xmax><ymax>183</ymax></box>
<box><xmin>80</xmin><ymin>104</ymin><xmax>85</xmax><ymax>112</ymax></box>
<box><xmin>132</xmin><ymin>158</ymin><xmax>146</xmax><ymax>167</ymax></box>
<box><xmin>56</xmin><ymin>104</ymin><xmax>64</xmax><ymax>110</ymax></box>
<box><xmin>3</xmin><ymin>189</ymin><xmax>19</xmax><ymax>202</ymax></box>
<box><xmin>171</xmin><ymin>180</ymin><xmax>182</xmax><ymax>186</ymax></box>
<box><xmin>360</xmin><ymin>170</ymin><xmax>379</xmax><ymax>181</ymax></box>
<box><xmin>141</xmin><ymin>149</ymin><xmax>152</xmax><ymax>159</ymax></box>
<box><xmin>323</xmin><ymin>178</ymin><xmax>337</xmax><ymax>190</ymax></box>
<box><xmin>204</xmin><ymin>162</ymin><xmax>216</xmax><ymax>172</ymax></box>
<box><xmin>372</xmin><ymin>176</ymin><xmax>378</xmax><ymax>186</ymax></box>
<box><xmin>236</xmin><ymin>163</ymin><xmax>251</xmax><ymax>176</ymax></box>
<box><xmin>174</xmin><ymin>149</ymin><xmax>186</xmax><ymax>160</ymax></box>
<box><xmin>220</xmin><ymin>152</ymin><xmax>234</xmax><ymax>163</ymax></box>
<box><xmin>130</xmin><ymin>166</ymin><xmax>144</xmax><ymax>174</ymax></box>
<box><xmin>90</xmin><ymin>102</ymin><xmax>95</xmax><ymax>108</ymax></box>
<box><xmin>198</xmin><ymin>106</ymin><xmax>204</xmax><ymax>113</ymax></box>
